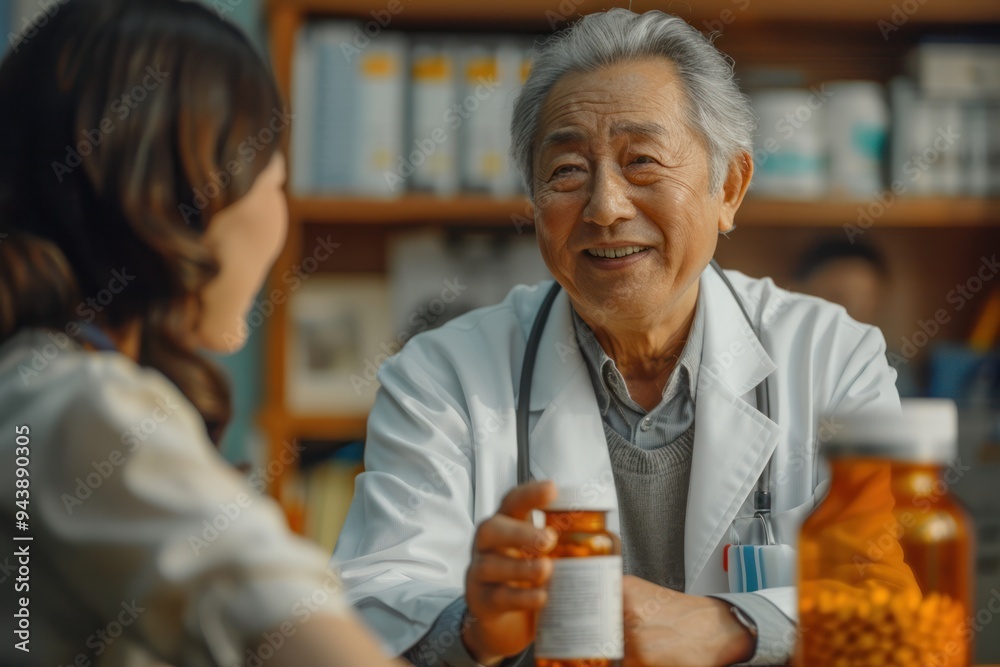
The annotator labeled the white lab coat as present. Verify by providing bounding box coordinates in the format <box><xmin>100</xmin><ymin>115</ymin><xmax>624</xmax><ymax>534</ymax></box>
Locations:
<box><xmin>332</xmin><ymin>267</ymin><xmax>900</xmax><ymax>654</ymax></box>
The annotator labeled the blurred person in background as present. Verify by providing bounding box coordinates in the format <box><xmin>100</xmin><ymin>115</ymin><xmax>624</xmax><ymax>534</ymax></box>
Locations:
<box><xmin>793</xmin><ymin>238</ymin><xmax>919</xmax><ymax>396</ymax></box>
<box><xmin>792</xmin><ymin>239</ymin><xmax>889</xmax><ymax>326</ymax></box>
<box><xmin>0</xmin><ymin>1</ymin><xmax>400</xmax><ymax>665</ymax></box>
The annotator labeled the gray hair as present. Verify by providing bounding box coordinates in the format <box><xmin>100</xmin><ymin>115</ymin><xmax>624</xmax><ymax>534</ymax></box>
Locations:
<box><xmin>511</xmin><ymin>9</ymin><xmax>755</xmax><ymax>196</ymax></box>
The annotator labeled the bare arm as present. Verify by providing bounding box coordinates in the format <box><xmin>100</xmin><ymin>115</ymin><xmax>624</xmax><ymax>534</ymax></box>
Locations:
<box><xmin>258</xmin><ymin>613</ymin><xmax>409</xmax><ymax>667</ymax></box>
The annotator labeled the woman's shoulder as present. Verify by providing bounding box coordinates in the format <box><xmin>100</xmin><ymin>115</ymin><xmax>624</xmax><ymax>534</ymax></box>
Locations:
<box><xmin>0</xmin><ymin>328</ymin><xmax>201</xmax><ymax>437</ymax></box>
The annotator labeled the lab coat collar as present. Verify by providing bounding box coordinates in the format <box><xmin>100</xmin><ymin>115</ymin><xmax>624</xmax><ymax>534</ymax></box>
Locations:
<box><xmin>524</xmin><ymin>268</ymin><xmax>777</xmax><ymax>415</ymax></box>
<box><xmin>526</xmin><ymin>285</ymin><xmax>584</xmax><ymax>412</ymax></box>
<box><xmin>698</xmin><ymin>265</ymin><xmax>777</xmax><ymax>398</ymax></box>
<box><xmin>524</xmin><ymin>284</ymin><xmax>621</xmax><ymax>532</ymax></box>
<box><xmin>686</xmin><ymin>266</ymin><xmax>781</xmax><ymax>590</ymax></box>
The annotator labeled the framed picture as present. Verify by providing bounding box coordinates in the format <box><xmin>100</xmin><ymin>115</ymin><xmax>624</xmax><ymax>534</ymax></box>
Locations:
<box><xmin>286</xmin><ymin>275</ymin><xmax>390</xmax><ymax>414</ymax></box>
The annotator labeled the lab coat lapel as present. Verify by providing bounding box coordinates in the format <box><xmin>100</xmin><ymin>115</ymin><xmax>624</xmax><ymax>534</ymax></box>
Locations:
<box><xmin>686</xmin><ymin>268</ymin><xmax>782</xmax><ymax>591</ymax></box>
<box><xmin>522</xmin><ymin>287</ymin><xmax>621</xmax><ymax>534</ymax></box>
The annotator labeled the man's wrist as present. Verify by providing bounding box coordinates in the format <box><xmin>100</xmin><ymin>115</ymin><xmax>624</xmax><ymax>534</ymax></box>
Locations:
<box><xmin>709</xmin><ymin>598</ymin><xmax>757</xmax><ymax>664</ymax></box>
<box><xmin>460</xmin><ymin>614</ymin><xmax>504</xmax><ymax>667</ymax></box>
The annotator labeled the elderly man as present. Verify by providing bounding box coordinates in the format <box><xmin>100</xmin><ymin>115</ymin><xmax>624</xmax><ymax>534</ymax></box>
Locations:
<box><xmin>333</xmin><ymin>9</ymin><xmax>899</xmax><ymax>666</ymax></box>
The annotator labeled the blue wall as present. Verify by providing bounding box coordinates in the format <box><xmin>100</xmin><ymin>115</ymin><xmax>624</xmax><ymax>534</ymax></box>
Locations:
<box><xmin>1</xmin><ymin>1</ymin><xmax>12</xmax><ymax>59</ymax></box>
<box><xmin>197</xmin><ymin>0</ymin><xmax>269</xmax><ymax>464</ymax></box>
<box><xmin>206</xmin><ymin>0</ymin><xmax>266</xmax><ymax>49</ymax></box>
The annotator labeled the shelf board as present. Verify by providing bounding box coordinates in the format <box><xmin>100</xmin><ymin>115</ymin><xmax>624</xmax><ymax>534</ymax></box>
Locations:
<box><xmin>288</xmin><ymin>195</ymin><xmax>1000</xmax><ymax>228</ymax></box>
<box><xmin>738</xmin><ymin>196</ymin><xmax>1000</xmax><ymax>228</ymax></box>
<box><xmin>290</xmin><ymin>194</ymin><xmax>535</xmax><ymax>226</ymax></box>
<box><xmin>267</xmin><ymin>0</ymin><xmax>1000</xmax><ymax>25</ymax></box>
<box><xmin>261</xmin><ymin>409</ymin><xmax>368</xmax><ymax>441</ymax></box>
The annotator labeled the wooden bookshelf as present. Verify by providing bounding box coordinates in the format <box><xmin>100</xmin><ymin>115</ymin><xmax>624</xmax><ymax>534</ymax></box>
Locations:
<box><xmin>261</xmin><ymin>407</ymin><xmax>367</xmax><ymax>441</ymax></box>
<box><xmin>290</xmin><ymin>194</ymin><xmax>534</xmax><ymax>225</ymax></box>
<box><xmin>261</xmin><ymin>0</ymin><xmax>1000</xmax><ymax>507</ymax></box>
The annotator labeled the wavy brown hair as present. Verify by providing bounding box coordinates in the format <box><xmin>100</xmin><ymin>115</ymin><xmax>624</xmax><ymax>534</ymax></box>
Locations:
<box><xmin>0</xmin><ymin>0</ymin><xmax>284</xmax><ymax>443</ymax></box>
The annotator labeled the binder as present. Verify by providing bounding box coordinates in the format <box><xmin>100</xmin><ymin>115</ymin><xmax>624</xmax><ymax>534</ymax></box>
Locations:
<box><xmin>356</xmin><ymin>33</ymin><xmax>407</xmax><ymax>197</ymax></box>
<box><xmin>313</xmin><ymin>21</ymin><xmax>361</xmax><ymax>193</ymax></box>
<box><xmin>908</xmin><ymin>42</ymin><xmax>1000</xmax><ymax>101</ymax></box>
<box><xmin>290</xmin><ymin>24</ymin><xmax>319</xmax><ymax>193</ymax></box>
<box><xmin>458</xmin><ymin>44</ymin><xmax>499</xmax><ymax>194</ymax></box>
<box><xmin>408</xmin><ymin>41</ymin><xmax>459</xmax><ymax>195</ymax></box>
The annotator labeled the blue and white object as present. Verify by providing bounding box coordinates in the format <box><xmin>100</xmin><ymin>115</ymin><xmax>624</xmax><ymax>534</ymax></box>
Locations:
<box><xmin>825</xmin><ymin>81</ymin><xmax>888</xmax><ymax>198</ymax></box>
<box><xmin>751</xmin><ymin>88</ymin><xmax>827</xmax><ymax>198</ymax></box>
<box><xmin>727</xmin><ymin>544</ymin><xmax>796</xmax><ymax>593</ymax></box>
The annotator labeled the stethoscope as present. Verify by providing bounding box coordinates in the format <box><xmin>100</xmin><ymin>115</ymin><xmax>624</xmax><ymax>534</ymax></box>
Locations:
<box><xmin>515</xmin><ymin>259</ymin><xmax>776</xmax><ymax>545</ymax></box>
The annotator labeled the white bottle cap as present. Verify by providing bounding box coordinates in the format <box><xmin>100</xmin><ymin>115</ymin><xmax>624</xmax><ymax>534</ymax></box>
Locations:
<box><xmin>544</xmin><ymin>484</ymin><xmax>612</xmax><ymax>513</ymax></box>
<box><xmin>823</xmin><ymin>399</ymin><xmax>958</xmax><ymax>464</ymax></box>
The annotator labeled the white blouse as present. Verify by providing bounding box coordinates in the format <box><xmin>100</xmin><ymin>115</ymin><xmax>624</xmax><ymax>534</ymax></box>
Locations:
<box><xmin>0</xmin><ymin>329</ymin><xmax>347</xmax><ymax>667</ymax></box>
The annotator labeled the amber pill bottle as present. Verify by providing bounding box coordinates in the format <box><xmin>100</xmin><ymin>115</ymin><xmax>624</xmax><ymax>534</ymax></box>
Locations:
<box><xmin>536</xmin><ymin>486</ymin><xmax>623</xmax><ymax>667</ymax></box>
<box><xmin>797</xmin><ymin>400</ymin><xmax>974</xmax><ymax>667</ymax></box>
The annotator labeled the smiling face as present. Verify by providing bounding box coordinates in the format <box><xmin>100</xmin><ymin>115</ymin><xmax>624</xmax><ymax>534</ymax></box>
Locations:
<box><xmin>532</xmin><ymin>58</ymin><xmax>750</xmax><ymax>328</ymax></box>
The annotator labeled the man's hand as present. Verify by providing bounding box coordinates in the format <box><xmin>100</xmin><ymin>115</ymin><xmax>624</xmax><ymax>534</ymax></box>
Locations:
<box><xmin>462</xmin><ymin>480</ymin><xmax>558</xmax><ymax>666</ymax></box>
<box><xmin>622</xmin><ymin>575</ymin><xmax>755</xmax><ymax>667</ymax></box>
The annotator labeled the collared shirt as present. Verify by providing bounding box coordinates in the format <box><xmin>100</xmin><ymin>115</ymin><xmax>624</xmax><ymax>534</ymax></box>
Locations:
<box><xmin>571</xmin><ymin>291</ymin><xmax>706</xmax><ymax>449</ymax></box>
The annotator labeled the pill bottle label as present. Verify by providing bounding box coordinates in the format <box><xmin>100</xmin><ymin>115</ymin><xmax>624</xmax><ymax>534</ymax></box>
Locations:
<box><xmin>536</xmin><ymin>555</ymin><xmax>624</xmax><ymax>660</ymax></box>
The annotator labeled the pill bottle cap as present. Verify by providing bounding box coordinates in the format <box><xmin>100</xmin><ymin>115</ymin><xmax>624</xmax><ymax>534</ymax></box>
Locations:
<box><xmin>823</xmin><ymin>399</ymin><xmax>958</xmax><ymax>464</ymax></box>
<box><xmin>544</xmin><ymin>484</ymin><xmax>612</xmax><ymax>513</ymax></box>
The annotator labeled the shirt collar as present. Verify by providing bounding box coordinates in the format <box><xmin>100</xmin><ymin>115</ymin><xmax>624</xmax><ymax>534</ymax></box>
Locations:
<box><xmin>571</xmin><ymin>290</ymin><xmax>705</xmax><ymax>413</ymax></box>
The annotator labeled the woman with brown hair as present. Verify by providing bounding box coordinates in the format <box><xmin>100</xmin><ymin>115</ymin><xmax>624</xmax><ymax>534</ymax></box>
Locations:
<box><xmin>0</xmin><ymin>1</ymin><xmax>398</xmax><ymax>665</ymax></box>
